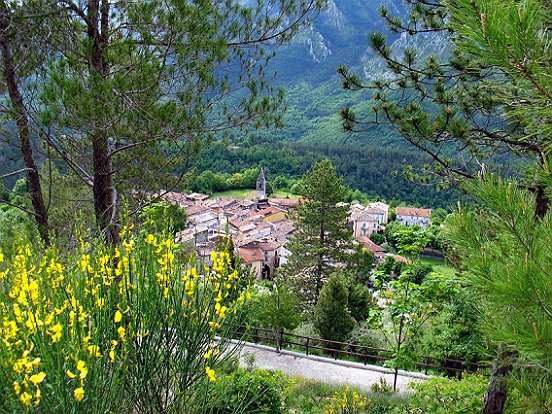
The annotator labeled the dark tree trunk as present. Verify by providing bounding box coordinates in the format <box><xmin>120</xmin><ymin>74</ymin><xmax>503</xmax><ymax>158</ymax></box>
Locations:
<box><xmin>533</xmin><ymin>185</ymin><xmax>549</xmax><ymax>218</ymax></box>
<box><xmin>87</xmin><ymin>0</ymin><xmax>119</xmax><ymax>245</ymax></box>
<box><xmin>0</xmin><ymin>2</ymin><xmax>50</xmax><ymax>246</ymax></box>
<box><xmin>482</xmin><ymin>347</ymin><xmax>515</xmax><ymax>414</ymax></box>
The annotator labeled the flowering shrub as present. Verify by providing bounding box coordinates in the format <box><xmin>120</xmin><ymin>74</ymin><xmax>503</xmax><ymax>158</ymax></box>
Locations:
<box><xmin>0</xmin><ymin>229</ymin><xmax>250</xmax><ymax>413</ymax></box>
<box><xmin>324</xmin><ymin>385</ymin><xmax>369</xmax><ymax>414</ymax></box>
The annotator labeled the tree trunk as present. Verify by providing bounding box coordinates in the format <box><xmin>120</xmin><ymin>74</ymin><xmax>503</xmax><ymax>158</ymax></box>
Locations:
<box><xmin>92</xmin><ymin>133</ymin><xmax>119</xmax><ymax>244</ymax></box>
<box><xmin>533</xmin><ymin>185</ymin><xmax>549</xmax><ymax>218</ymax></box>
<box><xmin>482</xmin><ymin>347</ymin><xmax>515</xmax><ymax>414</ymax></box>
<box><xmin>0</xmin><ymin>2</ymin><xmax>50</xmax><ymax>246</ymax></box>
<box><xmin>87</xmin><ymin>0</ymin><xmax>119</xmax><ymax>245</ymax></box>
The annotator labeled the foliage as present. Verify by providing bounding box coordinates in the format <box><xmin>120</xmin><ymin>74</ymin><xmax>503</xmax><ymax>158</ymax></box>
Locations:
<box><xmin>417</xmin><ymin>289</ymin><xmax>486</xmax><ymax>364</ymax></box>
<box><xmin>347</xmin><ymin>245</ymin><xmax>377</xmax><ymax>284</ymax></box>
<box><xmin>345</xmin><ymin>280</ymin><xmax>374</xmax><ymax>323</ymax></box>
<box><xmin>370</xmin><ymin>271</ymin><xmax>462</xmax><ymax>389</ymax></box>
<box><xmin>348</xmin><ymin>321</ymin><xmax>386</xmax><ymax>350</ymax></box>
<box><xmin>139</xmin><ymin>200</ymin><xmax>187</xmax><ymax>235</ymax></box>
<box><xmin>251</xmin><ymin>281</ymin><xmax>302</xmax><ymax>332</ymax></box>
<box><xmin>369</xmin><ymin>232</ymin><xmax>386</xmax><ymax>246</ymax></box>
<box><xmin>0</xmin><ymin>231</ymin><xmax>250</xmax><ymax>413</ymax></box>
<box><xmin>313</xmin><ymin>274</ymin><xmax>355</xmax><ymax>346</ymax></box>
<box><xmin>208</xmin><ymin>368</ymin><xmax>291</xmax><ymax>414</ymax></box>
<box><xmin>189</xmin><ymin>141</ymin><xmax>460</xmax><ymax>208</ymax></box>
<box><xmin>285</xmin><ymin>159</ymin><xmax>354</xmax><ymax>303</ymax></box>
<box><xmin>446</xmin><ymin>0</ymin><xmax>552</xmax><ymax>143</ymax></box>
<box><xmin>402</xmin><ymin>375</ymin><xmax>489</xmax><ymax>414</ymax></box>
<box><xmin>445</xmin><ymin>174</ymin><xmax>552</xmax><ymax>411</ymax></box>
<box><xmin>394</xmin><ymin>227</ymin><xmax>433</xmax><ymax>261</ymax></box>
<box><xmin>39</xmin><ymin>167</ymin><xmax>95</xmax><ymax>241</ymax></box>
<box><xmin>0</xmin><ymin>180</ymin><xmax>39</xmax><ymax>257</ymax></box>
<box><xmin>339</xmin><ymin>0</ymin><xmax>550</xmax><ymax>198</ymax></box>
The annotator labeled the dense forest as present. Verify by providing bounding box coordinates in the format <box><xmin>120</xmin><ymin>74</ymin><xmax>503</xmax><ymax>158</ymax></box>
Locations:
<box><xmin>189</xmin><ymin>141</ymin><xmax>460</xmax><ymax>207</ymax></box>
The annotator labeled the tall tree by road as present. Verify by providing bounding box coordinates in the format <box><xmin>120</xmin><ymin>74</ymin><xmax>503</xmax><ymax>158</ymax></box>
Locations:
<box><xmin>284</xmin><ymin>159</ymin><xmax>353</xmax><ymax>304</ymax></box>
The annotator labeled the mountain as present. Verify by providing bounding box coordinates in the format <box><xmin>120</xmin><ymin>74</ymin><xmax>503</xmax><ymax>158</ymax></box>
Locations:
<box><xmin>251</xmin><ymin>0</ymin><xmax>449</xmax><ymax>147</ymax></box>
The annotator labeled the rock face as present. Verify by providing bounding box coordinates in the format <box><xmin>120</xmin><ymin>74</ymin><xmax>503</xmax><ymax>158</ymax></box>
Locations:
<box><xmin>269</xmin><ymin>0</ymin><xmax>409</xmax><ymax>82</ymax></box>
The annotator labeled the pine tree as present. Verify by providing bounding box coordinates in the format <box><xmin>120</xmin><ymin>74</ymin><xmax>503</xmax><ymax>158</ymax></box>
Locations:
<box><xmin>0</xmin><ymin>0</ymin><xmax>51</xmax><ymax>245</ymax></box>
<box><xmin>36</xmin><ymin>0</ymin><xmax>322</xmax><ymax>244</ymax></box>
<box><xmin>313</xmin><ymin>274</ymin><xmax>355</xmax><ymax>346</ymax></box>
<box><xmin>338</xmin><ymin>0</ymin><xmax>551</xmax><ymax>215</ymax></box>
<box><xmin>446</xmin><ymin>174</ymin><xmax>552</xmax><ymax>413</ymax></box>
<box><xmin>284</xmin><ymin>159</ymin><xmax>353</xmax><ymax>303</ymax></box>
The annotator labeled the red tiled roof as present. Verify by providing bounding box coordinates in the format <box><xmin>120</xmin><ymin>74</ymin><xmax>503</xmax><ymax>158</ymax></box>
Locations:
<box><xmin>356</xmin><ymin>236</ymin><xmax>386</xmax><ymax>253</ymax></box>
<box><xmin>269</xmin><ymin>198</ymin><xmax>300</xmax><ymax>208</ymax></box>
<box><xmin>238</xmin><ymin>247</ymin><xmax>264</xmax><ymax>263</ymax></box>
<box><xmin>252</xmin><ymin>206</ymin><xmax>286</xmax><ymax>218</ymax></box>
<box><xmin>395</xmin><ymin>207</ymin><xmax>431</xmax><ymax>218</ymax></box>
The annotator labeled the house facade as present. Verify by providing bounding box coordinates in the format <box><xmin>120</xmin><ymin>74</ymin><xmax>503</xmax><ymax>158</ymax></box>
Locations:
<box><xmin>395</xmin><ymin>207</ymin><xmax>432</xmax><ymax>229</ymax></box>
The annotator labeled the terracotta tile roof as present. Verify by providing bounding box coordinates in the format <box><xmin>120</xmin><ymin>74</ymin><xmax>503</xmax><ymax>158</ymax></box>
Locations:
<box><xmin>395</xmin><ymin>207</ymin><xmax>431</xmax><ymax>218</ymax></box>
<box><xmin>238</xmin><ymin>247</ymin><xmax>264</xmax><ymax>263</ymax></box>
<box><xmin>271</xmin><ymin>220</ymin><xmax>296</xmax><ymax>235</ymax></box>
<box><xmin>269</xmin><ymin>198</ymin><xmax>300</xmax><ymax>208</ymax></box>
<box><xmin>368</xmin><ymin>202</ymin><xmax>389</xmax><ymax>212</ymax></box>
<box><xmin>364</xmin><ymin>207</ymin><xmax>385</xmax><ymax>215</ymax></box>
<box><xmin>356</xmin><ymin>236</ymin><xmax>386</xmax><ymax>253</ymax></box>
<box><xmin>185</xmin><ymin>204</ymin><xmax>209</xmax><ymax>217</ymax></box>
<box><xmin>252</xmin><ymin>206</ymin><xmax>286</xmax><ymax>218</ymax></box>
<box><xmin>351</xmin><ymin>211</ymin><xmax>379</xmax><ymax>222</ymax></box>
<box><xmin>258</xmin><ymin>241</ymin><xmax>281</xmax><ymax>251</ymax></box>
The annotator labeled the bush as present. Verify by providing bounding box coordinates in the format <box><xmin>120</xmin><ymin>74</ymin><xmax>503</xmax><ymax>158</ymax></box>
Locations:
<box><xmin>399</xmin><ymin>375</ymin><xmax>488</xmax><ymax>414</ymax></box>
<box><xmin>208</xmin><ymin>369</ymin><xmax>290</xmax><ymax>414</ymax></box>
<box><xmin>0</xmin><ymin>231</ymin><xmax>250</xmax><ymax>413</ymax></box>
<box><xmin>348</xmin><ymin>322</ymin><xmax>386</xmax><ymax>350</ymax></box>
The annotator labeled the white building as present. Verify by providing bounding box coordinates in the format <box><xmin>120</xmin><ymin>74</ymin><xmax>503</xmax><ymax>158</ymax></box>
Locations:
<box><xmin>395</xmin><ymin>207</ymin><xmax>432</xmax><ymax>229</ymax></box>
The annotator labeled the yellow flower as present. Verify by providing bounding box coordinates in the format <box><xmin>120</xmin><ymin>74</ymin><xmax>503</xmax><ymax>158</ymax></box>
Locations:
<box><xmin>205</xmin><ymin>366</ymin><xmax>216</xmax><ymax>382</ymax></box>
<box><xmin>20</xmin><ymin>391</ymin><xmax>32</xmax><ymax>406</ymax></box>
<box><xmin>114</xmin><ymin>310</ymin><xmax>122</xmax><ymax>323</ymax></box>
<box><xmin>76</xmin><ymin>360</ymin><xmax>88</xmax><ymax>379</ymax></box>
<box><xmin>66</xmin><ymin>370</ymin><xmax>77</xmax><ymax>379</ymax></box>
<box><xmin>74</xmin><ymin>387</ymin><xmax>85</xmax><ymax>402</ymax></box>
<box><xmin>29</xmin><ymin>372</ymin><xmax>46</xmax><ymax>385</ymax></box>
<box><xmin>117</xmin><ymin>326</ymin><xmax>126</xmax><ymax>342</ymax></box>
<box><xmin>47</xmin><ymin>323</ymin><xmax>63</xmax><ymax>343</ymax></box>
<box><xmin>87</xmin><ymin>345</ymin><xmax>102</xmax><ymax>358</ymax></box>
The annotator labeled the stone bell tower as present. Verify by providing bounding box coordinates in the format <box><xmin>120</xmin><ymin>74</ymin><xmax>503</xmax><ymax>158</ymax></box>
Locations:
<box><xmin>256</xmin><ymin>167</ymin><xmax>267</xmax><ymax>200</ymax></box>
<box><xmin>255</xmin><ymin>167</ymin><xmax>269</xmax><ymax>210</ymax></box>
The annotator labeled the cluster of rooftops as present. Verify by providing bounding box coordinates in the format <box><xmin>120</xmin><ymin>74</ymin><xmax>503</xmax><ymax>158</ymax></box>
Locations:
<box><xmin>161</xmin><ymin>189</ymin><xmax>432</xmax><ymax>279</ymax></box>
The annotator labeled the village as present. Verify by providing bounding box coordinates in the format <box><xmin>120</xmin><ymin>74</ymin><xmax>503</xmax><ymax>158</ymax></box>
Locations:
<box><xmin>162</xmin><ymin>169</ymin><xmax>432</xmax><ymax>279</ymax></box>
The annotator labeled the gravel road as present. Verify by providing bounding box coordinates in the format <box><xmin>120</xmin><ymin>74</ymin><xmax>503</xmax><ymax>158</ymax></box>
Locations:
<box><xmin>234</xmin><ymin>342</ymin><xmax>428</xmax><ymax>393</ymax></box>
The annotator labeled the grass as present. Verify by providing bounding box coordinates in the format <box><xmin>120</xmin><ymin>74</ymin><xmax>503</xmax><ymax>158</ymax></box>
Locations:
<box><xmin>419</xmin><ymin>257</ymin><xmax>456</xmax><ymax>277</ymax></box>
<box><xmin>210</xmin><ymin>189</ymin><xmax>300</xmax><ymax>199</ymax></box>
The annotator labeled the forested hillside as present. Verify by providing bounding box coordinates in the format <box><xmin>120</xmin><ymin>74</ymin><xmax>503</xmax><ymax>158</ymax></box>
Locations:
<box><xmin>189</xmin><ymin>141</ymin><xmax>460</xmax><ymax>207</ymax></box>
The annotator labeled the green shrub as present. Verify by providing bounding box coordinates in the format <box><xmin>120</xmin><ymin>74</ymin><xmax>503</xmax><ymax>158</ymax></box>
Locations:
<box><xmin>209</xmin><ymin>369</ymin><xmax>290</xmax><ymax>414</ymax></box>
<box><xmin>398</xmin><ymin>375</ymin><xmax>488</xmax><ymax>414</ymax></box>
